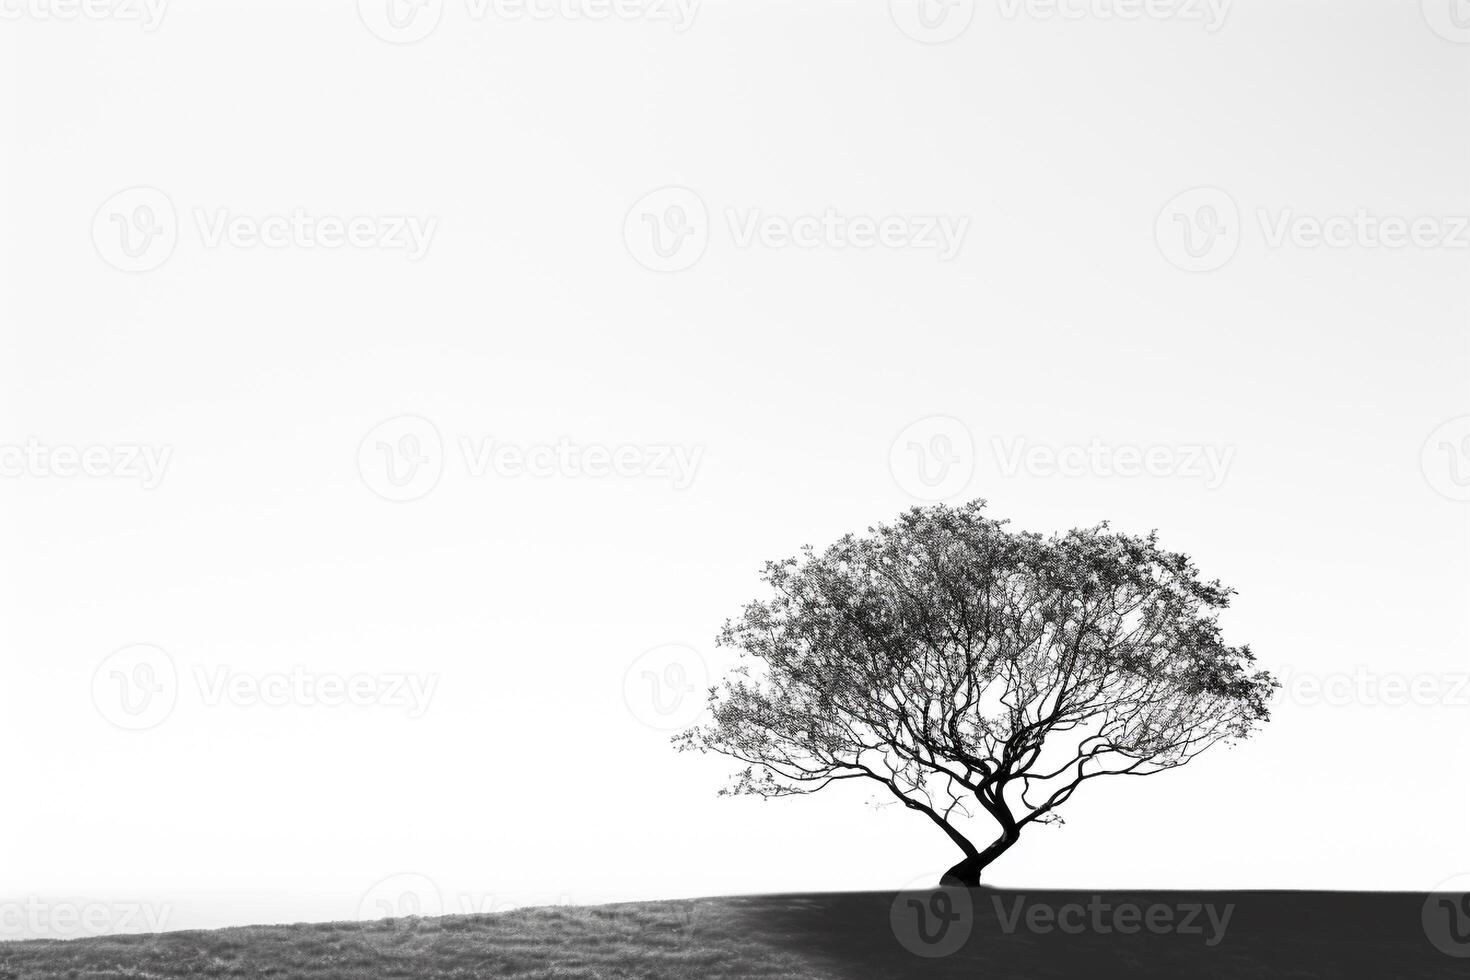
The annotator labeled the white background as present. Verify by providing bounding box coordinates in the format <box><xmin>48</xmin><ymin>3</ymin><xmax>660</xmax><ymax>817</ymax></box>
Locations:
<box><xmin>2</xmin><ymin>0</ymin><xmax>1468</xmax><ymax>937</ymax></box>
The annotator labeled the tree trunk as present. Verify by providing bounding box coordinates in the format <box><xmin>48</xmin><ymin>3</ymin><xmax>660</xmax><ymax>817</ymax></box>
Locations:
<box><xmin>940</xmin><ymin>832</ymin><xmax>1018</xmax><ymax>888</ymax></box>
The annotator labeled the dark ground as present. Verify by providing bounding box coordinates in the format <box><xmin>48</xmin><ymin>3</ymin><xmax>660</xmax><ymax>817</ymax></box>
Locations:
<box><xmin>744</xmin><ymin>889</ymin><xmax>1464</xmax><ymax>978</ymax></box>
<box><xmin>0</xmin><ymin>889</ymin><xmax>1461</xmax><ymax>979</ymax></box>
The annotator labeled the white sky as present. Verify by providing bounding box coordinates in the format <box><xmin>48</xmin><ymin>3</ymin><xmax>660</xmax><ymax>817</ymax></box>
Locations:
<box><xmin>2</xmin><ymin>0</ymin><xmax>1468</xmax><ymax>939</ymax></box>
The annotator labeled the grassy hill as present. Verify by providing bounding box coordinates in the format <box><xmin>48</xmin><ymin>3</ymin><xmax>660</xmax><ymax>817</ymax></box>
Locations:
<box><xmin>0</xmin><ymin>889</ymin><xmax>1460</xmax><ymax>978</ymax></box>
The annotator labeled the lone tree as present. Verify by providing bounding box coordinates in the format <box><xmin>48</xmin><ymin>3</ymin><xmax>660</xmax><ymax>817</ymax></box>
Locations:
<box><xmin>677</xmin><ymin>501</ymin><xmax>1277</xmax><ymax>887</ymax></box>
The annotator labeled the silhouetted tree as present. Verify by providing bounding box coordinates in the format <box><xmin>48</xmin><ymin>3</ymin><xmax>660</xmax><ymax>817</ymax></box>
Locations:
<box><xmin>677</xmin><ymin>501</ymin><xmax>1277</xmax><ymax>887</ymax></box>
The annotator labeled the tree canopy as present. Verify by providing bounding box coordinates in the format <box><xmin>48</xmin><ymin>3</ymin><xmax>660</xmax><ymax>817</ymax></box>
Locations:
<box><xmin>677</xmin><ymin>501</ymin><xmax>1277</xmax><ymax>885</ymax></box>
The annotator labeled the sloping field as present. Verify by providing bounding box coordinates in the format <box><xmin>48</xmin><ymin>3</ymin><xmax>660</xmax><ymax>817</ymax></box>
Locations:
<box><xmin>0</xmin><ymin>889</ymin><xmax>1459</xmax><ymax>979</ymax></box>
